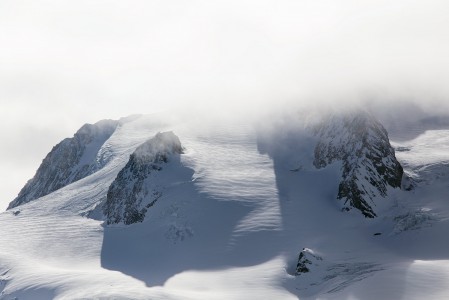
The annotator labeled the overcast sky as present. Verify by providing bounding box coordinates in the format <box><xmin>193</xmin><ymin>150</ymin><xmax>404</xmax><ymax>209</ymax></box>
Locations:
<box><xmin>1</xmin><ymin>0</ymin><xmax>449</xmax><ymax>210</ymax></box>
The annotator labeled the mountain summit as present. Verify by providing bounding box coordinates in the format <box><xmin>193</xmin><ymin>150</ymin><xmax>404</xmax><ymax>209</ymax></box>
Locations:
<box><xmin>8</xmin><ymin>119</ymin><xmax>118</xmax><ymax>209</ymax></box>
<box><xmin>103</xmin><ymin>131</ymin><xmax>183</xmax><ymax>225</ymax></box>
<box><xmin>313</xmin><ymin>112</ymin><xmax>403</xmax><ymax>217</ymax></box>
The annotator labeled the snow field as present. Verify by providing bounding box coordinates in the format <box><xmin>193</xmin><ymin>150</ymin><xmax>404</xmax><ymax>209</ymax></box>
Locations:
<box><xmin>1</xmin><ymin>115</ymin><xmax>449</xmax><ymax>299</ymax></box>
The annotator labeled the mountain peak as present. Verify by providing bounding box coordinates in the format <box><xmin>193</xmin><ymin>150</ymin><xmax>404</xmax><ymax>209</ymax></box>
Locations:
<box><xmin>103</xmin><ymin>131</ymin><xmax>183</xmax><ymax>225</ymax></box>
<box><xmin>8</xmin><ymin>119</ymin><xmax>119</xmax><ymax>209</ymax></box>
<box><xmin>313</xmin><ymin>111</ymin><xmax>403</xmax><ymax>217</ymax></box>
<box><xmin>132</xmin><ymin>131</ymin><xmax>183</xmax><ymax>164</ymax></box>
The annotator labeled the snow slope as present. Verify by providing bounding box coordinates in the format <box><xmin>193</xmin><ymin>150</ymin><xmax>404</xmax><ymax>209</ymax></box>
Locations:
<box><xmin>8</xmin><ymin>119</ymin><xmax>119</xmax><ymax>209</ymax></box>
<box><xmin>1</xmin><ymin>112</ymin><xmax>449</xmax><ymax>299</ymax></box>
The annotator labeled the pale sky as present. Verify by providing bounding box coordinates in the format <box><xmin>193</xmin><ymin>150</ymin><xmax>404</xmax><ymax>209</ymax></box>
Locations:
<box><xmin>1</xmin><ymin>0</ymin><xmax>449</xmax><ymax>210</ymax></box>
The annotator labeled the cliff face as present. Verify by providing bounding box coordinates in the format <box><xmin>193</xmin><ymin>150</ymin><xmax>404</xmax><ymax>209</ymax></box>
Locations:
<box><xmin>8</xmin><ymin>120</ymin><xmax>118</xmax><ymax>209</ymax></box>
<box><xmin>103</xmin><ymin>132</ymin><xmax>183</xmax><ymax>225</ymax></box>
<box><xmin>313</xmin><ymin>112</ymin><xmax>403</xmax><ymax>218</ymax></box>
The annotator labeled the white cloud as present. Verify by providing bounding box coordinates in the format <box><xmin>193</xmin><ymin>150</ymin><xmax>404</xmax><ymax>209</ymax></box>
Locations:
<box><xmin>1</xmin><ymin>0</ymin><xmax>449</xmax><ymax>209</ymax></box>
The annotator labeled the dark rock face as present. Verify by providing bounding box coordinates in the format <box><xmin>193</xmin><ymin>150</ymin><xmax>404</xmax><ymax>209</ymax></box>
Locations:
<box><xmin>313</xmin><ymin>112</ymin><xmax>403</xmax><ymax>218</ymax></box>
<box><xmin>295</xmin><ymin>248</ymin><xmax>323</xmax><ymax>275</ymax></box>
<box><xmin>8</xmin><ymin>120</ymin><xmax>118</xmax><ymax>209</ymax></box>
<box><xmin>103</xmin><ymin>132</ymin><xmax>183</xmax><ymax>225</ymax></box>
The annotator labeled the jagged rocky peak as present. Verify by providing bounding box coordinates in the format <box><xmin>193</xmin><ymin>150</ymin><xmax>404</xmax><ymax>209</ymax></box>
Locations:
<box><xmin>313</xmin><ymin>111</ymin><xmax>403</xmax><ymax>218</ymax></box>
<box><xmin>295</xmin><ymin>248</ymin><xmax>323</xmax><ymax>275</ymax></box>
<box><xmin>103</xmin><ymin>131</ymin><xmax>183</xmax><ymax>225</ymax></box>
<box><xmin>8</xmin><ymin>119</ymin><xmax>119</xmax><ymax>209</ymax></box>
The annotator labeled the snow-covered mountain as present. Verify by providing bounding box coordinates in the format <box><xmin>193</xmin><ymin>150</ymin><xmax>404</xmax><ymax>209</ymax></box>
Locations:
<box><xmin>1</xmin><ymin>110</ymin><xmax>449</xmax><ymax>300</ymax></box>
<box><xmin>8</xmin><ymin>119</ymin><xmax>118</xmax><ymax>209</ymax></box>
<box><xmin>103</xmin><ymin>131</ymin><xmax>183</xmax><ymax>225</ymax></box>
<box><xmin>313</xmin><ymin>112</ymin><xmax>403</xmax><ymax>218</ymax></box>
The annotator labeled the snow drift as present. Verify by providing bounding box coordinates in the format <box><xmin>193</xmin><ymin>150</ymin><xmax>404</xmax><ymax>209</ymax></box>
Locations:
<box><xmin>1</xmin><ymin>110</ymin><xmax>449</xmax><ymax>300</ymax></box>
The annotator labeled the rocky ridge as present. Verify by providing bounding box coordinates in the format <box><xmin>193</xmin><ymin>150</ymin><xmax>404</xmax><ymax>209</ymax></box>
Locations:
<box><xmin>8</xmin><ymin>119</ymin><xmax>118</xmax><ymax>209</ymax></box>
<box><xmin>103</xmin><ymin>131</ymin><xmax>183</xmax><ymax>225</ymax></box>
<box><xmin>313</xmin><ymin>112</ymin><xmax>403</xmax><ymax>218</ymax></box>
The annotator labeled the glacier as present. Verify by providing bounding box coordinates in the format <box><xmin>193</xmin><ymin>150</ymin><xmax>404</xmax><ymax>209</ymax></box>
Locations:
<box><xmin>1</xmin><ymin>110</ymin><xmax>449</xmax><ymax>300</ymax></box>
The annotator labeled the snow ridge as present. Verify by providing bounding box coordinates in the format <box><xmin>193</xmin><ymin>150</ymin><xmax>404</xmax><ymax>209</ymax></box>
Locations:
<box><xmin>8</xmin><ymin>119</ymin><xmax>119</xmax><ymax>209</ymax></box>
<box><xmin>313</xmin><ymin>112</ymin><xmax>403</xmax><ymax>217</ymax></box>
<box><xmin>103</xmin><ymin>131</ymin><xmax>183</xmax><ymax>225</ymax></box>
<box><xmin>4</xmin><ymin>112</ymin><xmax>449</xmax><ymax>300</ymax></box>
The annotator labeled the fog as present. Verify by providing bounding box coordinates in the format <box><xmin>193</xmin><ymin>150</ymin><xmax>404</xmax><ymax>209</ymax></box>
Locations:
<box><xmin>1</xmin><ymin>0</ymin><xmax>449</xmax><ymax>210</ymax></box>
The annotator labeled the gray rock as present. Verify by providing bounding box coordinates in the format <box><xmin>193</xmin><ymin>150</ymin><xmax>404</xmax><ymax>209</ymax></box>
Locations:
<box><xmin>8</xmin><ymin>119</ymin><xmax>118</xmax><ymax>209</ymax></box>
<box><xmin>295</xmin><ymin>248</ymin><xmax>323</xmax><ymax>275</ymax></box>
<box><xmin>313</xmin><ymin>112</ymin><xmax>403</xmax><ymax>218</ymax></box>
<box><xmin>103</xmin><ymin>132</ymin><xmax>183</xmax><ymax>225</ymax></box>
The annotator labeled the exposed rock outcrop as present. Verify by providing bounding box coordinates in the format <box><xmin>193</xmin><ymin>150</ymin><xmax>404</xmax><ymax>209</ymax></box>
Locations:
<box><xmin>295</xmin><ymin>248</ymin><xmax>323</xmax><ymax>275</ymax></box>
<box><xmin>313</xmin><ymin>112</ymin><xmax>403</xmax><ymax>218</ymax></box>
<box><xmin>103</xmin><ymin>132</ymin><xmax>183</xmax><ymax>225</ymax></box>
<box><xmin>8</xmin><ymin>119</ymin><xmax>118</xmax><ymax>209</ymax></box>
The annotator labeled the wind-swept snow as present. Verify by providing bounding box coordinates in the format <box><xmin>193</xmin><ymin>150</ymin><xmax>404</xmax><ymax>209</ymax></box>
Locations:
<box><xmin>8</xmin><ymin>120</ymin><xmax>119</xmax><ymax>209</ymax></box>
<box><xmin>0</xmin><ymin>114</ymin><xmax>291</xmax><ymax>299</ymax></box>
<box><xmin>1</xmin><ymin>113</ymin><xmax>449</xmax><ymax>299</ymax></box>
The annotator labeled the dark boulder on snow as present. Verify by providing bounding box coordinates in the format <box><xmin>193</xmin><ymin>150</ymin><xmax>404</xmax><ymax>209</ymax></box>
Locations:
<box><xmin>103</xmin><ymin>132</ymin><xmax>183</xmax><ymax>225</ymax></box>
<box><xmin>313</xmin><ymin>112</ymin><xmax>403</xmax><ymax>218</ymax></box>
<box><xmin>8</xmin><ymin>119</ymin><xmax>119</xmax><ymax>209</ymax></box>
<box><xmin>295</xmin><ymin>248</ymin><xmax>323</xmax><ymax>275</ymax></box>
